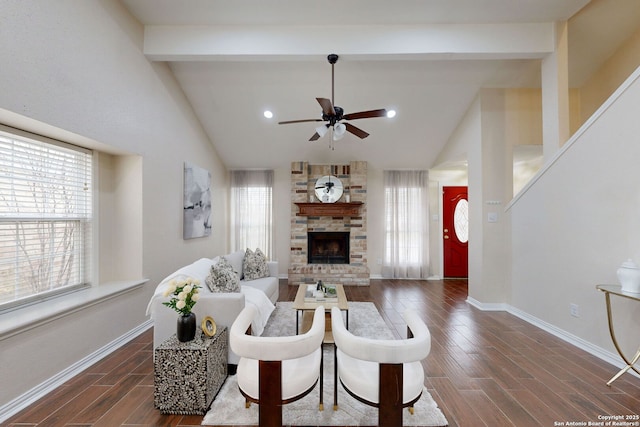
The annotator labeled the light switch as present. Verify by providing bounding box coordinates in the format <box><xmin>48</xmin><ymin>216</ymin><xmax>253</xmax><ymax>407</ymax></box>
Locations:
<box><xmin>487</xmin><ymin>212</ymin><xmax>498</xmax><ymax>223</ymax></box>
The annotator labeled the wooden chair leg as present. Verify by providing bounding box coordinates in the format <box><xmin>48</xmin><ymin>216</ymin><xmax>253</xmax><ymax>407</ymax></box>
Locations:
<box><xmin>319</xmin><ymin>346</ymin><xmax>324</xmax><ymax>411</ymax></box>
<box><xmin>333</xmin><ymin>344</ymin><xmax>339</xmax><ymax>411</ymax></box>
<box><xmin>259</xmin><ymin>360</ymin><xmax>283</xmax><ymax>427</ymax></box>
<box><xmin>379</xmin><ymin>363</ymin><xmax>403</xmax><ymax>427</ymax></box>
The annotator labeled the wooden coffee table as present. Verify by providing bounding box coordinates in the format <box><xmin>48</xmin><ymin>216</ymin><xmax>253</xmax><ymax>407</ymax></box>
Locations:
<box><xmin>293</xmin><ymin>283</ymin><xmax>348</xmax><ymax>343</ymax></box>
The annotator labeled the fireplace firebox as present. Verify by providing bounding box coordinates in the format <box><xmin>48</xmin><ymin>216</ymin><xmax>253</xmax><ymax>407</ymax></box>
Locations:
<box><xmin>307</xmin><ymin>232</ymin><xmax>350</xmax><ymax>264</ymax></box>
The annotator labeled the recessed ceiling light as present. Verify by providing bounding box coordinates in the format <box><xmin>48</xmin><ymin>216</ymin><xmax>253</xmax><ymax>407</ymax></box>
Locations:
<box><xmin>263</xmin><ymin>110</ymin><xmax>273</xmax><ymax>119</ymax></box>
<box><xmin>386</xmin><ymin>110</ymin><xmax>397</xmax><ymax>118</ymax></box>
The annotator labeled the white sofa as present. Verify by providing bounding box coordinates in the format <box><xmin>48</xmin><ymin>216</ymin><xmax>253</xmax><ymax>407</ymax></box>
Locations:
<box><xmin>146</xmin><ymin>250</ymin><xmax>279</xmax><ymax>366</ymax></box>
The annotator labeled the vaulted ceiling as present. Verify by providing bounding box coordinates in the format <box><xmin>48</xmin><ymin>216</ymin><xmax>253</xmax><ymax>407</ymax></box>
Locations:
<box><xmin>121</xmin><ymin>0</ymin><xmax>640</xmax><ymax>170</ymax></box>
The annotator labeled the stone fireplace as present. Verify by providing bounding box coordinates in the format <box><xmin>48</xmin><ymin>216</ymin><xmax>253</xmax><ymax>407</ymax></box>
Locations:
<box><xmin>288</xmin><ymin>161</ymin><xmax>370</xmax><ymax>286</ymax></box>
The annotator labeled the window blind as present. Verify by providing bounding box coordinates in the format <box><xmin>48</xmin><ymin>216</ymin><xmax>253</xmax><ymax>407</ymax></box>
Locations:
<box><xmin>0</xmin><ymin>129</ymin><xmax>92</xmax><ymax>307</ymax></box>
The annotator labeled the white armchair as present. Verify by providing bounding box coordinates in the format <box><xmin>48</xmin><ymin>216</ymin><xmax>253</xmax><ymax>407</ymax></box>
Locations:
<box><xmin>330</xmin><ymin>306</ymin><xmax>431</xmax><ymax>427</ymax></box>
<box><xmin>230</xmin><ymin>305</ymin><xmax>325</xmax><ymax>427</ymax></box>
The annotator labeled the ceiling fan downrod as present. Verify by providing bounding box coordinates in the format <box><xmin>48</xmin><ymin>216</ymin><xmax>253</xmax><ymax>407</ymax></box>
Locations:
<box><xmin>328</xmin><ymin>54</ymin><xmax>338</xmax><ymax>106</ymax></box>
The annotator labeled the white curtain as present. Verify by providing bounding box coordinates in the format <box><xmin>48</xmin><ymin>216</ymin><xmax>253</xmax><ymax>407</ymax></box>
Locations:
<box><xmin>382</xmin><ymin>170</ymin><xmax>429</xmax><ymax>279</ymax></box>
<box><xmin>230</xmin><ymin>170</ymin><xmax>273</xmax><ymax>258</ymax></box>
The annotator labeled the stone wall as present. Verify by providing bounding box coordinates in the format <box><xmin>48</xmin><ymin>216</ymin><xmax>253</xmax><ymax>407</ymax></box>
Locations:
<box><xmin>288</xmin><ymin>161</ymin><xmax>370</xmax><ymax>286</ymax></box>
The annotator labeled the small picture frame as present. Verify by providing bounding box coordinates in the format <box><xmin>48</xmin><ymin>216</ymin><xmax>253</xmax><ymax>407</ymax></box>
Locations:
<box><xmin>201</xmin><ymin>316</ymin><xmax>217</xmax><ymax>337</ymax></box>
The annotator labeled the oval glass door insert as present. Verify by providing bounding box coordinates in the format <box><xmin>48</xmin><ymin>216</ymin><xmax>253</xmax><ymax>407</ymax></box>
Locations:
<box><xmin>454</xmin><ymin>199</ymin><xmax>469</xmax><ymax>243</ymax></box>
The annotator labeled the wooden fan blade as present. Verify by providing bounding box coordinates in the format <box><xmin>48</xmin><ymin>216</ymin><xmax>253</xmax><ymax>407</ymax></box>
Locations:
<box><xmin>343</xmin><ymin>108</ymin><xmax>387</xmax><ymax>121</ymax></box>
<box><xmin>345</xmin><ymin>122</ymin><xmax>369</xmax><ymax>139</ymax></box>
<box><xmin>278</xmin><ymin>118</ymin><xmax>323</xmax><ymax>124</ymax></box>
<box><xmin>316</xmin><ymin>98</ymin><xmax>335</xmax><ymax>116</ymax></box>
<box><xmin>309</xmin><ymin>132</ymin><xmax>321</xmax><ymax>141</ymax></box>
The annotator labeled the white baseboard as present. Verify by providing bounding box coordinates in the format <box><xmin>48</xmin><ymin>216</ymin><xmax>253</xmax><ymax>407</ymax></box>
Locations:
<box><xmin>466</xmin><ymin>296</ymin><xmax>509</xmax><ymax>311</ymax></box>
<box><xmin>0</xmin><ymin>320</ymin><xmax>153</xmax><ymax>424</ymax></box>
<box><xmin>466</xmin><ymin>297</ymin><xmax>638</xmax><ymax>379</ymax></box>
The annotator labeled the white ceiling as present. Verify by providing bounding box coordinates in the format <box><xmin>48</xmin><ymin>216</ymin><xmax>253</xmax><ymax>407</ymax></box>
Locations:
<box><xmin>120</xmin><ymin>0</ymin><xmax>640</xmax><ymax>170</ymax></box>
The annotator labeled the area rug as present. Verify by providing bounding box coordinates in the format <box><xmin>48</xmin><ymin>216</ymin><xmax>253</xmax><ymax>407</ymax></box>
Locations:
<box><xmin>202</xmin><ymin>302</ymin><xmax>448</xmax><ymax>426</ymax></box>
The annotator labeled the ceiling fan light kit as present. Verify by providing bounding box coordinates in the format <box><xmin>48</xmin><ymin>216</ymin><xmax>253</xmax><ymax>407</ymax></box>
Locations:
<box><xmin>315</xmin><ymin>124</ymin><xmax>329</xmax><ymax>138</ymax></box>
<box><xmin>333</xmin><ymin>122</ymin><xmax>346</xmax><ymax>140</ymax></box>
<box><xmin>278</xmin><ymin>54</ymin><xmax>388</xmax><ymax>144</ymax></box>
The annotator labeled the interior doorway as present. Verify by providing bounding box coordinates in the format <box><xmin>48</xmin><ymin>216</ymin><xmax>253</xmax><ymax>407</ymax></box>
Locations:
<box><xmin>443</xmin><ymin>186</ymin><xmax>468</xmax><ymax>278</ymax></box>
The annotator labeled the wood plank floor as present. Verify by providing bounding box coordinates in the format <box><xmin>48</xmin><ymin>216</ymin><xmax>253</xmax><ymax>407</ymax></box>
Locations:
<box><xmin>5</xmin><ymin>279</ymin><xmax>639</xmax><ymax>426</ymax></box>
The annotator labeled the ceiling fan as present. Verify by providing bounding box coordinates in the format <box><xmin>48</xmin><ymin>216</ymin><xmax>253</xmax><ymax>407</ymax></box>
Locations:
<box><xmin>278</xmin><ymin>54</ymin><xmax>388</xmax><ymax>142</ymax></box>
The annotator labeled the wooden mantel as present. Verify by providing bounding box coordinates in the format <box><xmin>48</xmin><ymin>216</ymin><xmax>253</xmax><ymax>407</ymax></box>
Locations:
<box><xmin>295</xmin><ymin>202</ymin><xmax>363</xmax><ymax>216</ymax></box>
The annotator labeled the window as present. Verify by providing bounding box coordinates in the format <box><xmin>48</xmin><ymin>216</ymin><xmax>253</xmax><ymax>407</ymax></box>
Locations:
<box><xmin>453</xmin><ymin>199</ymin><xmax>469</xmax><ymax>243</ymax></box>
<box><xmin>0</xmin><ymin>129</ymin><xmax>92</xmax><ymax>308</ymax></box>
<box><xmin>382</xmin><ymin>170</ymin><xmax>429</xmax><ymax>279</ymax></box>
<box><xmin>230</xmin><ymin>170</ymin><xmax>273</xmax><ymax>258</ymax></box>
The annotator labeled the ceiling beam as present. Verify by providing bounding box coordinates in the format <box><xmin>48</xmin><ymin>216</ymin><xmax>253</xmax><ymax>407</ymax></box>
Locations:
<box><xmin>142</xmin><ymin>23</ymin><xmax>555</xmax><ymax>61</ymax></box>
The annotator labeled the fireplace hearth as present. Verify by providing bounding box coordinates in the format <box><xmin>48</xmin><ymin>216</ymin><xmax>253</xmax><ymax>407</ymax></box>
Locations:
<box><xmin>308</xmin><ymin>232</ymin><xmax>350</xmax><ymax>264</ymax></box>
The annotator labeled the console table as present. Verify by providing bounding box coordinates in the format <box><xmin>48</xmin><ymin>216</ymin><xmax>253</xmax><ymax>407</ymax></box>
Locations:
<box><xmin>596</xmin><ymin>285</ymin><xmax>640</xmax><ymax>386</ymax></box>
<box><xmin>154</xmin><ymin>327</ymin><xmax>228</xmax><ymax>414</ymax></box>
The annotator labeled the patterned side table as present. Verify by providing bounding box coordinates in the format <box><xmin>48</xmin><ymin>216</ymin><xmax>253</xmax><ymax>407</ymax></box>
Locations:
<box><xmin>154</xmin><ymin>327</ymin><xmax>228</xmax><ymax>414</ymax></box>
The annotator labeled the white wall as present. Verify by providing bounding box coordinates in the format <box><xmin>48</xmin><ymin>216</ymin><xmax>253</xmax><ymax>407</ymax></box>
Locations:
<box><xmin>0</xmin><ymin>0</ymin><xmax>227</xmax><ymax>408</ymax></box>
<box><xmin>97</xmin><ymin>153</ymin><xmax>144</xmax><ymax>282</ymax></box>
<box><xmin>273</xmin><ymin>166</ymin><xmax>291</xmax><ymax>272</ymax></box>
<box><xmin>578</xmin><ymin>24</ymin><xmax>640</xmax><ymax>128</ymax></box>
<box><xmin>473</xmin><ymin>90</ymin><xmax>511</xmax><ymax>303</ymax></box>
<box><xmin>509</xmin><ymin>67</ymin><xmax>640</xmax><ymax>358</ymax></box>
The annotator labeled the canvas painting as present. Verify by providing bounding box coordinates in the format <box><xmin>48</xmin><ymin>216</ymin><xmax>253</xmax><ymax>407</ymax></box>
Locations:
<box><xmin>183</xmin><ymin>161</ymin><xmax>212</xmax><ymax>239</ymax></box>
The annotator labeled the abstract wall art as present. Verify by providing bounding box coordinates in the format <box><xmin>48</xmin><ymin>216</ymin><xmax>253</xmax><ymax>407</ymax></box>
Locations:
<box><xmin>183</xmin><ymin>161</ymin><xmax>212</xmax><ymax>239</ymax></box>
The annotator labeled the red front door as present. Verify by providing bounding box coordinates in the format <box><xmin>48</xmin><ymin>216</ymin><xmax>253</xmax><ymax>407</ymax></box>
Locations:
<box><xmin>443</xmin><ymin>186</ymin><xmax>468</xmax><ymax>278</ymax></box>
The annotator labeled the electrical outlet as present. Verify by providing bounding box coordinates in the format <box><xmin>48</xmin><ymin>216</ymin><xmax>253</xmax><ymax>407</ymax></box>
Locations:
<box><xmin>570</xmin><ymin>303</ymin><xmax>579</xmax><ymax>318</ymax></box>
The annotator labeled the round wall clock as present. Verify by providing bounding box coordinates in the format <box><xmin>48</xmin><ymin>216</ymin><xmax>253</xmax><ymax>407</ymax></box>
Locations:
<box><xmin>314</xmin><ymin>175</ymin><xmax>343</xmax><ymax>203</ymax></box>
